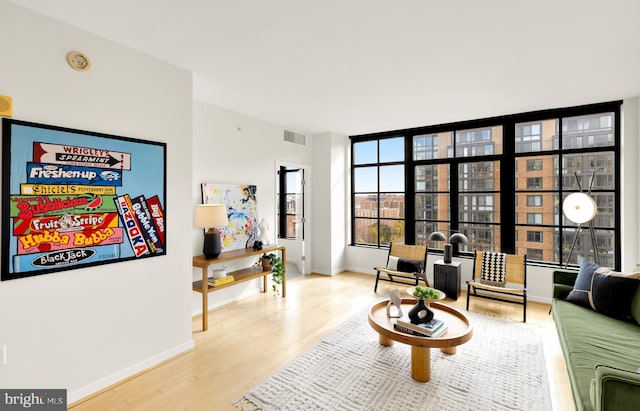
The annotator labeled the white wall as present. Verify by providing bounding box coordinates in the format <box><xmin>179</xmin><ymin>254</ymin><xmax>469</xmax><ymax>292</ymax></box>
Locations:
<box><xmin>0</xmin><ymin>1</ymin><xmax>194</xmax><ymax>403</ymax></box>
<box><xmin>311</xmin><ymin>133</ymin><xmax>332</xmax><ymax>274</ymax></box>
<box><xmin>311</xmin><ymin>132</ymin><xmax>347</xmax><ymax>275</ymax></box>
<box><xmin>191</xmin><ymin>101</ymin><xmax>314</xmax><ymax>313</ymax></box>
<box><xmin>622</xmin><ymin>97</ymin><xmax>640</xmax><ymax>266</ymax></box>
<box><xmin>331</xmin><ymin>133</ymin><xmax>348</xmax><ymax>273</ymax></box>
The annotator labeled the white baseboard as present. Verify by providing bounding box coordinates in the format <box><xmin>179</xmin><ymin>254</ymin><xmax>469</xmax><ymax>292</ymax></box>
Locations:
<box><xmin>68</xmin><ymin>339</ymin><xmax>195</xmax><ymax>404</ymax></box>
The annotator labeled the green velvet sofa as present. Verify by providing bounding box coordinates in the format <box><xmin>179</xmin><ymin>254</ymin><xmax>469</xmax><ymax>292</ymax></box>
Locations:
<box><xmin>551</xmin><ymin>269</ymin><xmax>640</xmax><ymax>411</ymax></box>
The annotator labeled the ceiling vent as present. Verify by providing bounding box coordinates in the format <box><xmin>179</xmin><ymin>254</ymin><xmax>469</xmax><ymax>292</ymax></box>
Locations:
<box><xmin>284</xmin><ymin>130</ymin><xmax>306</xmax><ymax>145</ymax></box>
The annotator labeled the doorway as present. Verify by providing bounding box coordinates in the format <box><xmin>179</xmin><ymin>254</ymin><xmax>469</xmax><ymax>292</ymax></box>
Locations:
<box><xmin>275</xmin><ymin>162</ymin><xmax>310</xmax><ymax>275</ymax></box>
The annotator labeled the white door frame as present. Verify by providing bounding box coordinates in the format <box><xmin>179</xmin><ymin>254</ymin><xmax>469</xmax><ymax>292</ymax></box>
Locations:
<box><xmin>275</xmin><ymin>161</ymin><xmax>311</xmax><ymax>274</ymax></box>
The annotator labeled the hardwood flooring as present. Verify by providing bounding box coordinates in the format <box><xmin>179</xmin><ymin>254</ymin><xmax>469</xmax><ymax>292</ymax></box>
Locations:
<box><xmin>70</xmin><ymin>271</ymin><xmax>574</xmax><ymax>411</ymax></box>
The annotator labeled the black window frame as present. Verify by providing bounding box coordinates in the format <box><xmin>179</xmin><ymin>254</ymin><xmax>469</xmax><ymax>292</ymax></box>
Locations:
<box><xmin>351</xmin><ymin>136</ymin><xmax>406</xmax><ymax>247</ymax></box>
<box><xmin>277</xmin><ymin>166</ymin><xmax>304</xmax><ymax>240</ymax></box>
<box><xmin>350</xmin><ymin>100</ymin><xmax>621</xmax><ymax>270</ymax></box>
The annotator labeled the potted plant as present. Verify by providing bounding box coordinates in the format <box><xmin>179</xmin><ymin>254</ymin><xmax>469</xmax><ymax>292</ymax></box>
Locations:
<box><xmin>258</xmin><ymin>253</ymin><xmax>285</xmax><ymax>295</ymax></box>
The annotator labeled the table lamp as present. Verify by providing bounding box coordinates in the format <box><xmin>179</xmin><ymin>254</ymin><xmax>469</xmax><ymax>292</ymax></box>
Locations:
<box><xmin>195</xmin><ymin>204</ymin><xmax>228</xmax><ymax>259</ymax></box>
<box><xmin>429</xmin><ymin>231</ymin><xmax>468</xmax><ymax>264</ymax></box>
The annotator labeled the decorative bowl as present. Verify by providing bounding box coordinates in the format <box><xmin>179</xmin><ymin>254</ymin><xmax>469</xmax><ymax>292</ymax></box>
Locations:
<box><xmin>406</xmin><ymin>286</ymin><xmax>446</xmax><ymax>302</ymax></box>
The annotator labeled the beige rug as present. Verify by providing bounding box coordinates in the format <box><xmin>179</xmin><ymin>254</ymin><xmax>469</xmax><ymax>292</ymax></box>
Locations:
<box><xmin>236</xmin><ymin>307</ymin><xmax>552</xmax><ymax>411</ymax></box>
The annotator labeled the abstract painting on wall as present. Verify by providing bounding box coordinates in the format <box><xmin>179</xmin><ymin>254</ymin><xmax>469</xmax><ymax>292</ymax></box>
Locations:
<box><xmin>1</xmin><ymin>119</ymin><xmax>166</xmax><ymax>281</ymax></box>
<box><xmin>201</xmin><ymin>183</ymin><xmax>258</xmax><ymax>252</ymax></box>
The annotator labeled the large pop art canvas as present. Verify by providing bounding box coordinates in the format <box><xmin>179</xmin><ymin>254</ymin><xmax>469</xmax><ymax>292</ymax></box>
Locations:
<box><xmin>201</xmin><ymin>183</ymin><xmax>258</xmax><ymax>252</ymax></box>
<box><xmin>1</xmin><ymin>119</ymin><xmax>166</xmax><ymax>281</ymax></box>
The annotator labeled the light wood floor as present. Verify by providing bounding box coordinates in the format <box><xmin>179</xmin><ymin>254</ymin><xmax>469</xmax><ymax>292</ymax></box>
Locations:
<box><xmin>70</xmin><ymin>271</ymin><xmax>575</xmax><ymax>411</ymax></box>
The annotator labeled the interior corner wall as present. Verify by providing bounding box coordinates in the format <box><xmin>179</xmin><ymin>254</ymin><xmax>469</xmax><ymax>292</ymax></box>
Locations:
<box><xmin>191</xmin><ymin>100</ymin><xmax>314</xmax><ymax>312</ymax></box>
<box><xmin>331</xmin><ymin>133</ymin><xmax>348</xmax><ymax>272</ymax></box>
<box><xmin>622</xmin><ymin>96</ymin><xmax>640</xmax><ymax>266</ymax></box>
<box><xmin>311</xmin><ymin>133</ymin><xmax>332</xmax><ymax>274</ymax></box>
<box><xmin>636</xmin><ymin>98</ymin><xmax>640</xmax><ymax>261</ymax></box>
<box><xmin>311</xmin><ymin>132</ymin><xmax>347</xmax><ymax>275</ymax></box>
<box><xmin>0</xmin><ymin>1</ymin><xmax>194</xmax><ymax>403</ymax></box>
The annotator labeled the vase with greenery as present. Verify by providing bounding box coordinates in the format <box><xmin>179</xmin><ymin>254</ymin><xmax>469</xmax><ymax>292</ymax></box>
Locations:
<box><xmin>258</xmin><ymin>253</ymin><xmax>285</xmax><ymax>296</ymax></box>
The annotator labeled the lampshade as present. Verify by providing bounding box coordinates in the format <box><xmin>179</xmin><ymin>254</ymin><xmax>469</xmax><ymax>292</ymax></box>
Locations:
<box><xmin>430</xmin><ymin>231</ymin><xmax>467</xmax><ymax>264</ymax></box>
<box><xmin>563</xmin><ymin>193</ymin><xmax>597</xmax><ymax>224</ymax></box>
<box><xmin>195</xmin><ymin>204</ymin><xmax>227</xmax><ymax>259</ymax></box>
<box><xmin>449</xmin><ymin>232</ymin><xmax>469</xmax><ymax>244</ymax></box>
<box><xmin>194</xmin><ymin>204</ymin><xmax>227</xmax><ymax>229</ymax></box>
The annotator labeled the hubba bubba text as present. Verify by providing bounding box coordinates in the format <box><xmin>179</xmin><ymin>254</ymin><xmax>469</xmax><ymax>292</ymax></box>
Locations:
<box><xmin>18</xmin><ymin>228</ymin><xmax>120</xmax><ymax>252</ymax></box>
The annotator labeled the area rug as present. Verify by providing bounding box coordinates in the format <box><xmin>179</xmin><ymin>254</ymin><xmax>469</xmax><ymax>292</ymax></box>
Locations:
<box><xmin>236</xmin><ymin>307</ymin><xmax>552</xmax><ymax>411</ymax></box>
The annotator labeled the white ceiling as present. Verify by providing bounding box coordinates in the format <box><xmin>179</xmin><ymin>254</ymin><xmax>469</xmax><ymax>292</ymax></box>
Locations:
<box><xmin>9</xmin><ymin>0</ymin><xmax>640</xmax><ymax>136</ymax></box>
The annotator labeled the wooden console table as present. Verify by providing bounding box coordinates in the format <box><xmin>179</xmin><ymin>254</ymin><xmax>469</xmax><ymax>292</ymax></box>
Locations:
<box><xmin>192</xmin><ymin>245</ymin><xmax>286</xmax><ymax>331</ymax></box>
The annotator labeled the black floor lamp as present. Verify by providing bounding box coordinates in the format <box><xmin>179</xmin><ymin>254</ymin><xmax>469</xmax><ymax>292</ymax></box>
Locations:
<box><xmin>562</xmin><ymin>172</ymin><xmax>598</xmax><ymax>268</ymax></box>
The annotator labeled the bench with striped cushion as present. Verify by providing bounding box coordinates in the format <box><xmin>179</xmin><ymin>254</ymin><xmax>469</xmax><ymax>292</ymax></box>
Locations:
<box><xmin>467</xmin><ymin>250</ymin><xmax>527</xmax><ymax>322</ymax></box>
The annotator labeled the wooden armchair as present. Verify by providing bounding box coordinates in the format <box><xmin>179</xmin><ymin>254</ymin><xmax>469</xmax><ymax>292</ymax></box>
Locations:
<box><xmin>466</xmin><ymin>250</ymin><xmax>527</xmax><ymax>322</ymax></box>
<box><xmin>374</xmin><ymin>242</ymin><xmax>429</xmax><ymax>292</ymax></box>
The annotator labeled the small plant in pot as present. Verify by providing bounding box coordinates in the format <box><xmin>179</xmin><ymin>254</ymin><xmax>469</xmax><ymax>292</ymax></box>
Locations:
<box><xmin>258</xmin><ymin>253</ymin><xmax>285</xmax><ymax>296</ymax></box>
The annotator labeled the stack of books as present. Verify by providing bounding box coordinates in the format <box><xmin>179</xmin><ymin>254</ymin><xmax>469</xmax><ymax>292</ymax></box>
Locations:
<box><xmin>208</xmin><ymin>275</ymin><xmax>235</xmax><ymax>287</ymax></box>
<box><xmin>394</xmin><ymin>315</ymin><xmax>447</xmax><ymax>337</ymax></box>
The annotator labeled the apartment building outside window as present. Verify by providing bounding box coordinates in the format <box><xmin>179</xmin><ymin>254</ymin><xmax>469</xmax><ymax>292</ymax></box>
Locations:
<box><xmin>352</xmin><ymin>137</ymin><xmax>405</xmax><ymax>246</ymax></box>
<box><xmin>350</xmin><ymin>101</ymin><xmax>621</xmax><ymax>269</ymax></box>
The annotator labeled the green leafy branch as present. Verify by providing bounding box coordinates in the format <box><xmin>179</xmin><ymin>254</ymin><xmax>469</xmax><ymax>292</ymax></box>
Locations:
<box><xmin>258</xmin><ymin>253</ymin><xmax>285</xmax><ymax>296</ymax></box>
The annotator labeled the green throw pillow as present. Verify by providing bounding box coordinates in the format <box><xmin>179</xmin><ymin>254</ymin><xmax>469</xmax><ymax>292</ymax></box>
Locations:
<box><xmin>566</xmin><ymin>258</ymin><xmax>640</xmax><ymax>321</ymax></box>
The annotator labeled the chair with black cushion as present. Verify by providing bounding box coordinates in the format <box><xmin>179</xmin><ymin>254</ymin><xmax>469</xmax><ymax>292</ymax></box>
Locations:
<box><xmin>466</xmin><ymin>250</ymin><xmax>527</xmax><ymax>322</ymax></box>
<box><xmin>374</xmin><ymin>242</ymin><xmax>429</xmax><ymax>292</ymax></box>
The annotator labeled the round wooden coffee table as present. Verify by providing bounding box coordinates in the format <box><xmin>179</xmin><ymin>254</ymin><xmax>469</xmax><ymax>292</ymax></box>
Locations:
<box><xmin>368</xmin><ymin>298</ymin><xmax>473</xmax><ymax>382</ymax></box>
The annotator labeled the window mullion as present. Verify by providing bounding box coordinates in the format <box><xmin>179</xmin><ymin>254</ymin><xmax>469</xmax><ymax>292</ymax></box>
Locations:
<box><xmin>405</xmin><ymin>135</ymin><xmax>415</xmax><ymax>244</ymax></box>
<box><xmin>450</xmin><ymin>157</ymin><xmax>460</xmax><ymax>238</ymax></box>
<box><xmin>501</xmin><ymin>120</ymin><xmax>515</xmax><ymax>254</ymax></box>
<box><xmin>351</xmin><ymin>100</ymin><xmax>621</xmax><ymax>268</ymax></box>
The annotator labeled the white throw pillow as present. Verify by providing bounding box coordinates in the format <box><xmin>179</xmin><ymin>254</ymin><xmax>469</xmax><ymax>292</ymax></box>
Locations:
<box><xmin>387</xmin><ymin>256</ymin><xmax>399</xmax><ymax>270</ymax></box>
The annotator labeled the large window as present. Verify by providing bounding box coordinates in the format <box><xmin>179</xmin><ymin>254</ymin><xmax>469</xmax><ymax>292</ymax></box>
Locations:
<box><xmin>350</xmin><ymin>101</ymin><xmax>621</xmax><ymax>269</ymax></box>
<box><xmin>352</xmin><ymin>137</ymin><xmax>405</xmax><ymax>246</ymax></box>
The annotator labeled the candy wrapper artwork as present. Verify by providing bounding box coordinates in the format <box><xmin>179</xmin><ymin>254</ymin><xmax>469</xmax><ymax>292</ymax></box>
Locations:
<box><xmin>1</xmin><ymin>119</ymin><xmax>166</xmax><ymax>281</ymax></box>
